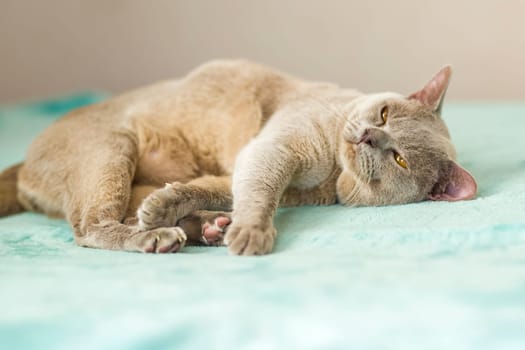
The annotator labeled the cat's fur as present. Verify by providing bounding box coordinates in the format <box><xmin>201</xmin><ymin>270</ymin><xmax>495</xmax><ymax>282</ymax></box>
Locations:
<box><xmin>0</xmin><ymin>60</ymin><xmax>477</xmax><ymax>255</ymax></box>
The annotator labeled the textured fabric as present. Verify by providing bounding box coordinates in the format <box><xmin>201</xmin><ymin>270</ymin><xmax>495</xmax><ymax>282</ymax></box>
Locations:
<box><xmin>0</xmin><ymin>95</ymin><xmax>524</xmax><ymax>350</ymax></box>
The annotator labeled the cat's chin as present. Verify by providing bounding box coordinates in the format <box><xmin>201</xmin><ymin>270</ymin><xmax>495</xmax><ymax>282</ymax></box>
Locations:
<box><xmin>336</xmin><ymin>170</ymin><xmax>364</xmax><ymax>205</ymax></box>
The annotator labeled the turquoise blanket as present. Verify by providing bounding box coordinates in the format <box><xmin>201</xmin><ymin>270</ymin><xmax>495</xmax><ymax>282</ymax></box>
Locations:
<box><xmin>1</xmin><ymin>95</ymin><xmax>524</xmax><ymax>350</ymax></box>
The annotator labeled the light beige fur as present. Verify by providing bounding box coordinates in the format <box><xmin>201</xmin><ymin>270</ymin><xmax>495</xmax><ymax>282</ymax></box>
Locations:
<box><xmin>0</xmin><ymin>60</ymin><xmax>476</xmax><ymax>255</ymax></box>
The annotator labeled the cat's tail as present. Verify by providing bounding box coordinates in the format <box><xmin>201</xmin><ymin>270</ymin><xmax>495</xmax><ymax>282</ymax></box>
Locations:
<box><xmin>0</xmin><ymin>163</ymin><xmax>25</xmax><ymax>217</ymax></box>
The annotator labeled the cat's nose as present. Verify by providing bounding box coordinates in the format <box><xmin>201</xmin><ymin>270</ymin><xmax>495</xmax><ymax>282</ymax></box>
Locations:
<box><xmin>359</xmin><ymin>128</ymin><xmax>388</xmax><ymax>149</ymax></box>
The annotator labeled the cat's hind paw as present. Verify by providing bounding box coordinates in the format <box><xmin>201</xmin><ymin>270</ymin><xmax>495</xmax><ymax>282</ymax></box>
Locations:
<box><xmin>202</xmin><ymin>215</ymin><xmax>231</xmax><ymax>246</ymax></box>
<box><xmin>177</xmin><ymin>210</ymin><xmax>231</xmax><ymax>246</ymax></box>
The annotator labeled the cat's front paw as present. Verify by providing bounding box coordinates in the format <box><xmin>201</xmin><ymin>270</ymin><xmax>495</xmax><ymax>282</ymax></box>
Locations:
<box><xmin>131</xmin><ymin>226</ymin><xmax>187</xmax><ymax>253</ymax></box>
<box><xmin>224</xmin><ymin>220</ymin><xmax>276</xmax><ymax>255</ymax></box>
<box><xmin>137</xmin><ymin>183</ymin><xmax>195</xmax><ymax>230</ymax></box>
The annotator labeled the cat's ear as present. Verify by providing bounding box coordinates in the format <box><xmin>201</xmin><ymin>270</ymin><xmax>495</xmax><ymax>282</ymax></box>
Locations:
<box><xmin>428</xmin><ymin>161</ymin><xmax>477</xmax><ymax>201</ymax></box>
<box><xmin>409</xmin><ymin>66</ymin><xmax>452</xmax><ymax>114</ymax></box>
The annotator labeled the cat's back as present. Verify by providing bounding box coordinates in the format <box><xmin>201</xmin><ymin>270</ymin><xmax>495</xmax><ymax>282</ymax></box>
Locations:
<box><xmin>129</xmin><ymin>59</ymin><xmax>298</xmax><ymax>126</ymax></box>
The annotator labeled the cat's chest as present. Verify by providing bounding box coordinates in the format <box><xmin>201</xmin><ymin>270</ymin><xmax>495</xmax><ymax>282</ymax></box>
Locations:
<box><xmin>290</xmin><ymin>162</ymin><xmax>340</xmax><ymax>189</ymax></box>
<box><xmin>281</xmin><ymin>166</ymin><xmax>341</xmax><ymax>206</ymax></box>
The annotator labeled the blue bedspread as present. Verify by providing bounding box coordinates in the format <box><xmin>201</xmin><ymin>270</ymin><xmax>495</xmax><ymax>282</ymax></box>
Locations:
<box><xmin>0</xmin><ymin>95</ymin><xmax>524</xmax><ymax>350</ymax></box>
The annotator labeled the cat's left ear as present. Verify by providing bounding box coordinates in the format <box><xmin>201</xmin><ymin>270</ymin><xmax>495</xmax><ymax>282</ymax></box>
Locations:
<box><xmin>428</xmin><ymin>160</ymin><xmax>477</xmax><ymax>201</ymax></box>
<box><xmin>409</xmin><ymin>66</ymin><xmax>452</xmax><ymax>114</ymax></box>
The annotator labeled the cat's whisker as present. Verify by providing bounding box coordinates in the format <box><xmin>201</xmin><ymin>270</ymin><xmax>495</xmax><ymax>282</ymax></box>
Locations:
<box><xmin>343</xmin><ymin>184</ymin><xmax>357</xmax><ymax>205</ymax></box>
<box><xmin>359</xmin><ymin>153</ymin><xmax>366</xmax><ymax>178</ymax></box>
<box><xmin>366</xmin><ymin>153</ymin><xmax>374</xmax><ymax>183</ymax></box>
<box><xmin>357</xmin><ymin>150</ymin><xmax>372</xmax><ymax>185</ymax></box>
<box><xmin>346</xmin><ymin>178</ymin><xmax>365</xmax><ymax>206</ymax></box>
<box><xmin>342</xmin><ymin>167</ymin><xmax>366</xmax><ymax>206</ymax></box>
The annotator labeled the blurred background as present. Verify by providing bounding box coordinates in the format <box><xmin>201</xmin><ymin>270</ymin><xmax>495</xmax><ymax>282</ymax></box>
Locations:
<box><xmin>1</xmin><ymin>0</ymin><xmax>524</xmax><ymax>103</ymax></box>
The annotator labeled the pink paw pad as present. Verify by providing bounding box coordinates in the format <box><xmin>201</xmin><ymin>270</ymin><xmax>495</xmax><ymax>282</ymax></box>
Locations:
<box><xmin>202</xmin><ymin>216</ymin><xmax>231</xmax><ymax>243</ymax></box>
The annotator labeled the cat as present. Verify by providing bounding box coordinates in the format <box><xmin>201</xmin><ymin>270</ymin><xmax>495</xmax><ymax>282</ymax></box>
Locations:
<box><xmin>0</xmin><ymin>60</ymin><xmax>477</xmax><ymax>255</ymax></box>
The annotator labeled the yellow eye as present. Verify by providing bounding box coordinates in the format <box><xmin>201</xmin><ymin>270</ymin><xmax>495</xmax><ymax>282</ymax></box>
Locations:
<box><xmin>381</xmin><ymin>106</ymin><xmax>388</xmax><ymax>124</ymax></box>
<box><xmin>394</xmin><ymin>152</ymin><xmax>408</xmax><ymax>169</ymax></box>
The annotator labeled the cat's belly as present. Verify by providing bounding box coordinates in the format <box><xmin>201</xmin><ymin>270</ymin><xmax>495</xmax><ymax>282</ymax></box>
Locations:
<box><xmin>135</xmin><ymin>149</ymin><xmax>200</xmax><ymax>185</ymax></box>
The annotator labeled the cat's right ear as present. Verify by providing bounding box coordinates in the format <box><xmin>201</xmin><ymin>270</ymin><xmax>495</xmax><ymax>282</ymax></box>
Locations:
<box><xmin>408</xmin><ymin>66</ymin><xmax>452</xmax><ymax>114</ymax></box>
<box><xmin>428</xmin><ymin>161</ymin><xmax>477</xmax><ymax>202</ymax></box>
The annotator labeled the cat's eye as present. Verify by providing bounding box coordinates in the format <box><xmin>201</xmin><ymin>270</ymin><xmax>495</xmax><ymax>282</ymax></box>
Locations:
<box><xmin>394</xmin><ymin>152</ymin><xmax>408</xmax><ymax>169</ymax></box>
<box><xmin>380</xmin><ymin>106</ymin><xmax>388</xmax><ymax>124</ymax></box>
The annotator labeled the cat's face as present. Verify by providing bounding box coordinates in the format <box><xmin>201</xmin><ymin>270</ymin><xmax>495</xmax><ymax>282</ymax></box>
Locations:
<box><xmin>337</xmin><ymin>67</ymin><xmax>477</xmax><ymax>206</ymax></box>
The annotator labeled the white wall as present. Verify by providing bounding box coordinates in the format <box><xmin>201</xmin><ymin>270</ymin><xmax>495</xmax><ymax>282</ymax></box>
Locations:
<box><xmin>1</xmin><ymin>0</ymin><xmax>524</xmax><ymax>102</ymax></box>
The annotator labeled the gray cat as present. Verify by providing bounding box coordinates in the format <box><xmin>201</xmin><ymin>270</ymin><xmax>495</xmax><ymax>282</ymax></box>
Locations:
<box><xmin>0</xmin><ymin>60</ymin><xmax>476</xmax><ymax>255</ymax></box>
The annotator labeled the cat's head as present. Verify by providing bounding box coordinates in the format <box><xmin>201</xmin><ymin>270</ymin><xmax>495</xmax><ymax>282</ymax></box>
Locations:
<box><xmin>337</xmin><ymin>66</ymin><xmax>477</xmax><ymax>206</ymax></box>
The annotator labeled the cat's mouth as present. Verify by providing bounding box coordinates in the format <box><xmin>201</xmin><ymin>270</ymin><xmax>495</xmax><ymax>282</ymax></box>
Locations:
<box><xmin>340</xmin><ymin>142</ymin><xmax>373</xmax><ymax>183</ymax></box>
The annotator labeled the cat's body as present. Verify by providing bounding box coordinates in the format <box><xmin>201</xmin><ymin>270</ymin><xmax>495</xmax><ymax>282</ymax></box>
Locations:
<box><xmin>0</xmin><ymin>60</ymin><xmax>477</xmax><ymax>255</ymax></box>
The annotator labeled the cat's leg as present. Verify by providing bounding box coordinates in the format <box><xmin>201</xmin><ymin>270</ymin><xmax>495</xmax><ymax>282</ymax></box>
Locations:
<box><xmin>137</xmin><ymin>175</ymin><xmax>232</xmax><ymax>230</ymax></box>
<box><xmin>69</xmin><ymin>145</ymin><xmax>187</xmax><ymax>253</ymax></box>
<box><xmin>225</xmin><ymin>140</ymin><xmax>299</xmax><ymax>255</ymax></box>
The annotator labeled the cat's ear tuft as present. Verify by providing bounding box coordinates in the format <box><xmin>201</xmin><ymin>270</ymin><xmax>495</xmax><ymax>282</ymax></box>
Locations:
<box><xmin>428</xmin><ymin>161</ymin><xmax>477</xmax><ymax>202</ymax></box>
<box><xmin>409</xmin><ymin>65</ymin><xmax>452</xmax><ymax>114</ymax></box>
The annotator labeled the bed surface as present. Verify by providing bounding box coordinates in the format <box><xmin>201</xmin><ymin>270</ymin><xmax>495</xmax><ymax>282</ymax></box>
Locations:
<box><xmin>1</xmin><ymin>95</ymin><xmax>524</xmax><ymax>349</ymax></box>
